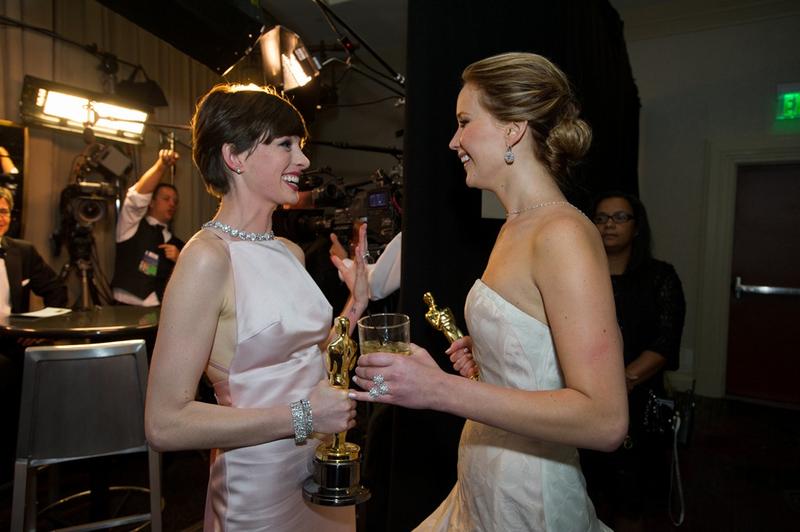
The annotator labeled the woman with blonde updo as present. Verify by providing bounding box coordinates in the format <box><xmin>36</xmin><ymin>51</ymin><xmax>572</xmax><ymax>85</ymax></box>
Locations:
<box><xmin>349</xmin><ymin>53</ymin><xmax>628</xmax><ymax>530</ymax></box>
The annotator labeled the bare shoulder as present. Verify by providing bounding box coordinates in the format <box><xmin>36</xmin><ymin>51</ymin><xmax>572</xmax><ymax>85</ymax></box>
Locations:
<box><xmin>525</xmin><ymin>206</ymin><xmax>612</xmax><ymax>312</ymax></box>
<box><xmin>532</xmin><ymin>207</ymin><xmax>603</xmax><ymax>256</ymax></box>
<box><xmin>160</xmin><ymin>231</ymin><xmax>232</xmax><ymax>324</ymax></box>
<box><xmin>172</xmin><ymin>231</ymin><xmax>231</xmax><ymax>280</ymax></box>
<box><xmin>277</xmin><ymin>237</ymin><xmax>305</xmax><ymax>265</ymax></box>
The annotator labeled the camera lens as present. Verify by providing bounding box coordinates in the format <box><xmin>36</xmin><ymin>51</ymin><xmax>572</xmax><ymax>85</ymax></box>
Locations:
<box><xmin>76</xmin><ymin>199</ymin><xmax>105</xmax><ymax>224</ymax></box>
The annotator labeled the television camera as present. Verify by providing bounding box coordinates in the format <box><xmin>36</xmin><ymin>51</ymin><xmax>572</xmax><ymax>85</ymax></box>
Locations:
<box><xmin>275</xmin><ymin>167</ymin><xmax>402</xmax><ymax>259</ymax></box>
<box><xmin>51</xmin><ymin>141</ymin><xmax>131</xmax><ymax>308</ymax></box>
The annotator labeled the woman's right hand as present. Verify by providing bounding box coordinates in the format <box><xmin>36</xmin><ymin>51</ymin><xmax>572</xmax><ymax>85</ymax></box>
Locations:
<box><xmin>349</xmin><ymin>343</ymin><xmax>448</xmax><ymax>409</ymax></box>
<box><xmin>446</xmin><ymin>336</ymin><xmax>478</xmax><ymax>379</ymax></box>
<box><xmin>308</xmin><ymin>379</ymin><xmax>357</xmax><ymax>435</ymax></box>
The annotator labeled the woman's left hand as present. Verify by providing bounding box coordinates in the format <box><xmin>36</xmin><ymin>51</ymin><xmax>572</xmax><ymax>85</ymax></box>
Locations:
<box><xmin>331</xmin><ymin>223</ymin><xmax>369</xmax><ymax>305</ymax></box>
<box><xmin>446</xmin><ymin>336</ymin><xmax>479</xmax><ymax>379</ymax></box>
<box><xmin>349</xmin><ymin>343</ymin><xmax>444</xmax><ymax>409</ymax></box>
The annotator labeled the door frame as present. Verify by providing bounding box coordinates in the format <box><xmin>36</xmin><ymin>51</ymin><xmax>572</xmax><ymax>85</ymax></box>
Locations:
<box><xmin>696</xmin><ymin>135</ymin><xmax>800</xmax><ymax>397</ymax></box>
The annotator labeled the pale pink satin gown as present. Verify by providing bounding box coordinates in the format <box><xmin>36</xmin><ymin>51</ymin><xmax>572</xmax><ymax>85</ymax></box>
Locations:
<box><xmin>415</xmin><ymin>280</ymin><xmax>609</xmax><ymax>532</ymax></box>
<box><xmin>203</xmin><ymin>234</ymin><xmax>355</xmax><ymax>531</ymax></box>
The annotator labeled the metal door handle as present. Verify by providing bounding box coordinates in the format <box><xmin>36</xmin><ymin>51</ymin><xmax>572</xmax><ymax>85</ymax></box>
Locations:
<box><xmin>734</xmin><ymin>276</ymin><xmax>800</xmax><ymax>299</ymax></box>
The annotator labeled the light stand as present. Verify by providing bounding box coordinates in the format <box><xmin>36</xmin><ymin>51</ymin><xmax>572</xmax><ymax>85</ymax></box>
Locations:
<box><xmin>310</xmin><ymin>0</ymin><xmax>405</xmax><ymax>92</ymax></box>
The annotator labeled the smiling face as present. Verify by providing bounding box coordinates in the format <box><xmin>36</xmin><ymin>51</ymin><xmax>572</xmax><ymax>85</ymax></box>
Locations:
<box><xmin>594</xmin><ymin>196</ymin><xmax>637</xmax><ymax>253</ymax></box>
<box><xmin>448</xmin><ymin>84</ymin><xmax>508</xmax><ymax>189</ymax></box>
<box><xmin>237</xmin><ymin>135</ymin><xmax>310</xmax><ymax>206</ymax></box>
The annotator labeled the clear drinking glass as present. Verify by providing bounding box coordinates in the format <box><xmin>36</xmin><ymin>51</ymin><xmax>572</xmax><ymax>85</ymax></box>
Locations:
<box><xmin>357</xmin><ymin>313</ymin><xmax>411</xmax><ymax>355</ymax></box>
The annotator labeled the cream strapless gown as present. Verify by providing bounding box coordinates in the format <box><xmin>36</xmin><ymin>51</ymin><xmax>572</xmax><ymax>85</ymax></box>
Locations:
<box><xmin>415</xmin><ymin>279</ymin><xmax>610</xmax><ymax>532</ymax></box>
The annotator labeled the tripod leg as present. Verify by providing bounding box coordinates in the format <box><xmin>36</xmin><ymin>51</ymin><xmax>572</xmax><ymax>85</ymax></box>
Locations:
<box><xmin>75</xmin><ymin>259</ymin><xmax>96</xmax><ymax>310</ymax></box>
<box><xmin>58</xmin><ymin>262</ymin><xmax>72</xmax><ymax>283</ymax></box>
<box><xmin>88</xmin><ymin>272</ymin><xmax>103</xmax><ymax>307</ymax></box>
<box><xmin>79</xmin><ymin>267</ymin><xmax>93</xmax><ymax>310</ymax></box>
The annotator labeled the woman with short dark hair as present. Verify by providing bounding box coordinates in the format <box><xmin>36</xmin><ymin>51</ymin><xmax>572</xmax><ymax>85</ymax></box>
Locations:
<box><xmin>145</xmin><ymin>84</ymin><xmax>369</xmax><ymax>531</ymax></box>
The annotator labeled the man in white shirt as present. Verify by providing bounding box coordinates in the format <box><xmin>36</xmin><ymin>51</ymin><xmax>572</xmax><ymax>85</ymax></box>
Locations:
<box><xmin>111</xmin><ymin>149</ymin><xmax>183</xmax><ymax>306</ymax></box>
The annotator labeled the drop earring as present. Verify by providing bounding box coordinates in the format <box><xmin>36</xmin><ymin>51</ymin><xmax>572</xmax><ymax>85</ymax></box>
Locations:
<box><xmin>504</xmin><ymin>146</ymin><xmax>515</xmax><ymax>165</ymax></box>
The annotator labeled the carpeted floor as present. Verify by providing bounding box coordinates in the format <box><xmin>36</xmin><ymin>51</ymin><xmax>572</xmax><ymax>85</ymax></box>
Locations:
<box><xmin>1</xmin><ymin>396</ymin><xmax>798</xmax><ymax>531</ymax></box>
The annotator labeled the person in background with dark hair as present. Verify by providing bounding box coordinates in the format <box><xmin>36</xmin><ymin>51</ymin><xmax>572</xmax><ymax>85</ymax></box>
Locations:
<box><xmin>349</xmin><ymin>52</ymin><xmax>628</xmax><ymax>531</ymax></box>
<box><xmin>145</xmin><ymin>84</ymin><xmax>370</xmax><ymax>531</ymax></box>
<box><xmin>112</xmin><ymin>149</ymin><xmax>183</xmax><ymax>306</ymax></box>
<box><xmin>0</xmin><ymin>185</ymin><xmax>67</xmax><ymax>485</ymax></box>
<box><xmin>581</xmin><ymin>191</ymin><xmax>686</xmax><ymax>530</ymax></box>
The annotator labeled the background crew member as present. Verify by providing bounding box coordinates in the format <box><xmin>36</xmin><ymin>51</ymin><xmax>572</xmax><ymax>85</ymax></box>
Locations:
<box><xmin>112</xmin><ymin>149</ymin><xmax>183</xmax><ymax>306</ymax></box>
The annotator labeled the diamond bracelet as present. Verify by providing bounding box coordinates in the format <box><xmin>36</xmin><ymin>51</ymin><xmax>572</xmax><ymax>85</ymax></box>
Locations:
<box><xmin>290</xmin><ymin>400</ymin><xmax>307</xmax><ymax>445</ymax></box>
<box><xmin>302</xmin><ymin>399</ymin><xmax>313</xmax><ymax>437</ymax></box>
<box><xmin>290</xmin><ymin>399</ymin><xmax>313</xmax><ymax>445</ymax></box>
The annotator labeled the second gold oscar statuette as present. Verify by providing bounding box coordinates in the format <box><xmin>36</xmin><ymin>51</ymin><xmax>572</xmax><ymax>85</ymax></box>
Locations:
<box><xmin>423</xmin><ymin>291</ymin><xmax>480</xmax><ymax>380</ymax></box>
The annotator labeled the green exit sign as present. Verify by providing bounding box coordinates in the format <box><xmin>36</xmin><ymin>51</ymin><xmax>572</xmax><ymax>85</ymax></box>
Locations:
<box><xmin>777</xmin><ymin>91</ymin><xmax>800</xmax><ymax>120</ymax></box>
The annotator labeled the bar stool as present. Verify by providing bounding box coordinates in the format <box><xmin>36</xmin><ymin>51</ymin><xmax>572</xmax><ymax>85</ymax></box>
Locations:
<box><xmin>10</xmin><ymin>339</ymin><xmax>161</xmax><ymax>531</ymax></box>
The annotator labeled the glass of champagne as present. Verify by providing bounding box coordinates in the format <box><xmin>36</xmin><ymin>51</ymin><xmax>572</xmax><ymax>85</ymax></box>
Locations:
<box><xmin>357</xmin><ymin>313</ymin><xmax>411</xmax><ymax>355</ymax></box>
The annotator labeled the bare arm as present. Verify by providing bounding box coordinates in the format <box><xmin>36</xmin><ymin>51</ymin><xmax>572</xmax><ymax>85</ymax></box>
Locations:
<box><xmin>352</xmin><ymin>218</ymin><xmax>628</xmax><ymax>451</ymax></box>
<box><xmin>134</xmin><ymin>149</ymin><xmax>178</xmax><ymax>195</ymax></box>
<box><xmin>117</xmin><ymin>150</ymin><xmax>179</xmax><ymax>242</ymax></box>
<box><xmin>144</xmin><ymin>236</ymin><xmax>354</xmax><ymax>452</ymax></box>
<box><xmin>625</xmin><ymin>350</ymin><xmax>667</xmax><ymax>392</ymax></box>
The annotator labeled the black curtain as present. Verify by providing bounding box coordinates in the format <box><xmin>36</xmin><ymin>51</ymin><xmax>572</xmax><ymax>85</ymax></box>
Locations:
<box><xmin>362</xmin><ymin>1</ymin><xmax>639</xmax><ymax>530</ymax></box>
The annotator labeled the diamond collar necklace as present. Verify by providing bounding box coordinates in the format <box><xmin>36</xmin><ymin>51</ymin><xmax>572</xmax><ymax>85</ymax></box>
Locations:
<box><xmin>202</xmin><ymin>220</ymin><xmax>275</xmax><ymax>241</ymax></box>
<box><xmin>505</xmin><ymin>200</ymin><xmax>571</xmax><ymax>218</ymax></box>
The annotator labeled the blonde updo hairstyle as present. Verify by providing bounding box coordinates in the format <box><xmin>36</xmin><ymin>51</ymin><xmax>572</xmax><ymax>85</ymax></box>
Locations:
<box><xmin>462</xmin><ymin>52</ymin><xmax>592</xmax><ymax>187</ymax></box>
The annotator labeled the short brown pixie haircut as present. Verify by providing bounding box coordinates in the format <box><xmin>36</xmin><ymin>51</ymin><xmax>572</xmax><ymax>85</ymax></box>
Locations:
<box><xmin>191</xmin><ymin>84</ymin><xmax>308</xmax><ymax>198</ymax></box>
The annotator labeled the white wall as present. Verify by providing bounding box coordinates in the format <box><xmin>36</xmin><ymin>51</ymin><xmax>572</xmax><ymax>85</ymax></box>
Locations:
<box><xmin>623</xmin><ymin>13</ymin><xmax>800</xmax><ymax>391</ymax></box>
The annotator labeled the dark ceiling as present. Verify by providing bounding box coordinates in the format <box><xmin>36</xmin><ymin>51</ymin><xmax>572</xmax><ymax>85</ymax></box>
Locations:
<box><xmin>97</xmin><ymin>0</ymin><xmax>407</xmax><ymax>78</ymax></box>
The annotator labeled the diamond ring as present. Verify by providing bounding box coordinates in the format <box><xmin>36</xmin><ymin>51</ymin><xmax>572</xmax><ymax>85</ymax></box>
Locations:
<box><xmin>369</xmin><ymin>374</ymin><xmax>390</xmax><ymax>398</ymax></box>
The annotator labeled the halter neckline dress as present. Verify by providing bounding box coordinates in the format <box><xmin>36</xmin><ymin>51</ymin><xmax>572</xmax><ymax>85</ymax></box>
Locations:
<box><xmin>203</xmin><ymin>235</ymin><xmax>355</xmax><ymax>531</ymax></box>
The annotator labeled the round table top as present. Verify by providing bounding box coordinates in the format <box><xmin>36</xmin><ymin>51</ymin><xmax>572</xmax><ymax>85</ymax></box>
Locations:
<box><xmin>0</xmin><ymin>305</ymin><xmax>160</xmax><ymax>339</ymax></box>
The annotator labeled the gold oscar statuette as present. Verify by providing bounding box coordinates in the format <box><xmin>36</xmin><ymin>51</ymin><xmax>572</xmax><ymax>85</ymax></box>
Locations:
<box><xmin>303</xmin><ymin>316</ymin><xmax>370</xmax><ymax>506</ymax></box>
<box><xmin>423</xmin><ymin>291</ymin><xmax>479</xmax><ymax>380</ymax></box>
